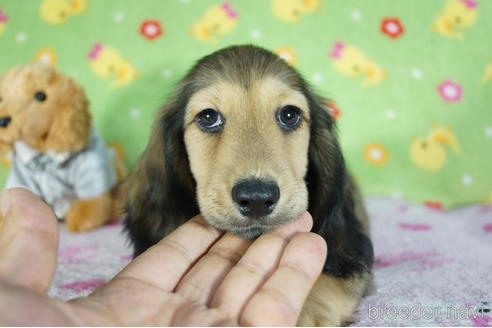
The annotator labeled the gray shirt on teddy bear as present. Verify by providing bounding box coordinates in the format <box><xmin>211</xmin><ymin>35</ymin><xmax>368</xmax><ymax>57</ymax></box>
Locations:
<box><xmin>6</xmin><ymin>129</ymin><xmax>117</xmax><ymax>219</ymax></box>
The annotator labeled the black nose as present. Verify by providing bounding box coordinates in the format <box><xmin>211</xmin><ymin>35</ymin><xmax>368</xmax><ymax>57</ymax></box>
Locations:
<box><xmin>232</xmin><ymin>179</ymin><xmax>280</xmax><ymax>218</ymax></box>
<box><xmin>0</xmin><ymin>116</ymin><xmax>11</xmax><ymax>128</ymax></box>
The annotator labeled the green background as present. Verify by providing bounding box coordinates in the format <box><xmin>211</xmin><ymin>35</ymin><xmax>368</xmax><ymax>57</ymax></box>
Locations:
<box><xmin>1</xmin><ymin>0</ymin><xmax>491</xmax><ymax>208</ymax></box>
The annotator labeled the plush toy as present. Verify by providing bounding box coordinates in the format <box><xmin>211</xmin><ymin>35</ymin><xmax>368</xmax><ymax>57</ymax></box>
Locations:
<box><xmin>0</xmin><ymin>64</ymin><xmax>126</xmax><ymax>232</ymax></box>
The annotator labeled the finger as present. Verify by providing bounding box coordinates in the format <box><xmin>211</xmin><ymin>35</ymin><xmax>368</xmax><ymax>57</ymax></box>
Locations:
<box><xmin>0</xmin><ymin>188</ymin><xmax>59</xmax><ymax>292</ymax></box>
<box><xmin>115</xmin><ymin>215</ymin><xmax>223</xmax><ymax>292</ymax></box>
<box><xmin>210</xmin><ymin>212</ymin><xmax>313</xmax><ymax>317</ymax></box>
<box><xmin>175</xmin><ymin>232</ymin><xmax>252</xmax><ymax>304</ymax></box>
<box><xmin>240</xmin><ymin>232</ymin><xmax>326</xmax><ymax>326</ymax></box>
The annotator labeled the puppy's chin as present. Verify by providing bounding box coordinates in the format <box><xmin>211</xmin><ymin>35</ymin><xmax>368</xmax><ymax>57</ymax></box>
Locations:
<box><xmin>202</xmin><ymin>212</ymin><xmax>303</xmax><ymax>240</ymax></box>
<box><xmin>226</xmin><ymin>225</ymin><xmax>277</xmax><ymax>240</ymax></box>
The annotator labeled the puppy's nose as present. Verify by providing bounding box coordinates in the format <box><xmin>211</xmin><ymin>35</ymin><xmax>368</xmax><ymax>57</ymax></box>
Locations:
<box><xmin>232</xmin><ymin>179</ymin><xmax>280</xmax><ymax>218</ymax></box>
<box><xmin>0</xmin><ymin>116</ymin><xmax>11</xmax><ymax>128</ymax></box>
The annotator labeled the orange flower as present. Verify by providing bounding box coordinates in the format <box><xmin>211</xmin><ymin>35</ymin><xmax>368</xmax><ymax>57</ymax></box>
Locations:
<box><xmin>34</xmin><ymin>48</ymin><xmax>57</xmax><ymax>66</ymax></box>
<box><xmin>274</xmin><ymin>47</ymin><xmax>298</xmax><ymax>65</ymax></box>
<box><xmin>364</xmin><ymin>143</ymin><xmax>389</xmax><ymax>166</ymax></box>
<box><xmin>326</xmin><ymin>100</ymin><xmax>341</xmax><ymax>120</ymax></box>
<box><xmin>140</xmin><ymin>20</ymin><xmax>163</xmax><ymax>40</ymax></box>
<box><xmin>381</xmin><ymin>17</ymin><xmax>404</xmax><ymax>39</ymax></box>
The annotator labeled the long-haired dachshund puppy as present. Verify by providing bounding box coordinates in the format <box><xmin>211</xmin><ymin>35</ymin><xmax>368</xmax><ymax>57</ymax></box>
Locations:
<box><xmin>124</xmin><ymin>45</ymin><xmax>374</xmax><ymax>326</ymax></box>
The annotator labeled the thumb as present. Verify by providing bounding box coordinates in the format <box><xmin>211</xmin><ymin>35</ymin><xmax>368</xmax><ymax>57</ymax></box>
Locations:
<box><xmin>0</xmin><ymin>188</ymin><xmax>59</xmax><ymax>292</ymax></box>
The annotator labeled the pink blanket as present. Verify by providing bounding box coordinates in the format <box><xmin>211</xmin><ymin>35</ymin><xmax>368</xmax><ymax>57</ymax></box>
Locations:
<box><xmin>48</xmin><ymin>197</ymin><xmax>492</xmax><ymax>326</ymax></box>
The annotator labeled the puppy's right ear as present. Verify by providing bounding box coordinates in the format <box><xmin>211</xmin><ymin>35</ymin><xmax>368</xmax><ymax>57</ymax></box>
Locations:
<box><xmin>124</xmin><ymin>90</ymin><xmax>199</xmax><ymax>256</ymax></box>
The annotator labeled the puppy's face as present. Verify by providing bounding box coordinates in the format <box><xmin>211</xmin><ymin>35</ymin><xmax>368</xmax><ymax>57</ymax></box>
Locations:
<box><xmin>184</xmin><ymin>76</ymin><xmax>310</xmax><ymax>238</ymax></box>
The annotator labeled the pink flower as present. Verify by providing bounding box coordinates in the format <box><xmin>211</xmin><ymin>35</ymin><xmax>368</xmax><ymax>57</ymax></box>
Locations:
<box><xmin>381</xmin><ymin>18</ymin><xmax>404</xmax><ymax>39</ymax></box>
<box><xmin>437</xmin><ymin>80</ymin><xmax>462</xmax><ymax>102</ymax></box>
<box><xmin>140</xmin><ymin>20</ymin><xmax>163</xmax><ymax>40</ymax></box>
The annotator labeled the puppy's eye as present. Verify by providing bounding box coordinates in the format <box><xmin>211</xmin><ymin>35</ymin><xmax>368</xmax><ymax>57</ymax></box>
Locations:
<box><xmin>196</xmin><ymin>108</ymin><xmax>224</xmax><ymax>132</ymax></box>
<box><xmin>34</xmin><ymin>91</ymin><xmax>47</xmax><ymax>102</ymax></box>
<box><xmin>277</xmin><ymin>105</ymin><xmax>302</xmax><ymax>130</ymax></box>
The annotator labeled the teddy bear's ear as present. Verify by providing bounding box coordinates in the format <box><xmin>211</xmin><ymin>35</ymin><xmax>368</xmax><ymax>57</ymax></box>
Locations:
<box><xmin>44</xmin><ymin>77</ymin><xmax>91</xmax><ymax>153</ymax></box>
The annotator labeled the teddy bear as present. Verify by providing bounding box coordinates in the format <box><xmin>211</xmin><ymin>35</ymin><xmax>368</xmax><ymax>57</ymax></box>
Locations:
<box><xmin>0</xmin><ymin>63</ymin><xmax>126</xmax><ymax>232</ymax></box>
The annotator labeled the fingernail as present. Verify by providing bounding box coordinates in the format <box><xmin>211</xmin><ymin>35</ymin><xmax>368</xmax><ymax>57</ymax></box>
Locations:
<box><xmin>0</xmin><ymin>190</ymin><xmax>10</xmax><ymax>217</ymax></box>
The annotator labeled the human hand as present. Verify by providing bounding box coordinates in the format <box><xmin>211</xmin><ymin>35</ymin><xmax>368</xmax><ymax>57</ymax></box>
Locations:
<box><xmin>0</xmin><ymin>188</ymin><xmax>326</xmax><ymax>326</ymax></box>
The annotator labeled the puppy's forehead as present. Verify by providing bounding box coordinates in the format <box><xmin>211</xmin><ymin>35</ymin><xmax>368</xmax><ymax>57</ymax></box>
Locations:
<box><xmin>185</xmin><ymin>76</ymin><xmax>309</xmax><ymax>122</ymax></box>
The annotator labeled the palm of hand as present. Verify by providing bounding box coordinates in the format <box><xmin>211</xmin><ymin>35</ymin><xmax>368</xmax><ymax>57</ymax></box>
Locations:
<box><xmin>0</xmin><ymin>189</ymin><xmax>325</xmax><ymax>326</ymax></box>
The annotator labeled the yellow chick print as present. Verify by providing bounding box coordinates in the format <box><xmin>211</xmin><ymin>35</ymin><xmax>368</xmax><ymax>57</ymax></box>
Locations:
<box><xmin>0</xmin><ymin>7</ymin><xmax>8</xmax><ymax>35</ymax></box>
<box><xmin>410</xmin><ymin>123</ymin><xmax>462</xmax><ymax>171</ymax></box>
<box><xmin>329</xmin><ymin>41</ymin><xmax>387</xmax><ymax>87</ymax></box>
<box><xmin>483</xmin><ymin>192</ymin><xmax>492</xmax><ymax>204</ymax></box>
<box><xmin>433</xmin><ymin>0</ymin><xmax>478</xmax><ymax>39</ymax></box>
<box><xmin>40</xmin><ymin>0</ymin><xmax>88</xmax><ymax>25</ymax></box>
<box><xmin>87</xmin><ymin>43</ymin><xmax>138</xmax><ymax>88</ymax></box>
<box><xmin>0</xmin><ymin>7</ymin><xmax>9</xmax><ymax>35</ymax></box>
<box><xmin>271</xmin><ymin>0</ymin><xmax>320</xmax><ymax>23</ymax></box>
<box><xmin>275</xmin><ymin>47</ymin><xmax>298</xmax><ymax>65</ymax></box>
<box><xmin>34</xmin><ymin>48</ymin><xmax>58</xmax><ymax>66</ymax></box>
<box><xmin>481</xmin><ymin>58</ymin><xmax>492</xmax><ymax>83</ymax></box>
<box><xmin>190</xmin><ymin>2</ymin><xmax>238</xmax><ymax>43</ymax></box>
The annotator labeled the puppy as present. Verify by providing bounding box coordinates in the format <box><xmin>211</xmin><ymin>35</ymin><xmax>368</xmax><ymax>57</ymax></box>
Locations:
<box><xmin>0</xmin><ymin>64</ymin><xmax>126</xmax><ymax>232</ymax></box>
<box><xmin>124</xmin><ymin>45</ymin><xmax>374</xmax><ymax>326</ymax></box>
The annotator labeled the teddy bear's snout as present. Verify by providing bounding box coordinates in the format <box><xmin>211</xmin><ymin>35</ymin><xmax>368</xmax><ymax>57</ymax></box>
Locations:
<box><xmin>0</xmin><ymin>116</ymin><xmax>12</xmax><ymax>128</ymax></box>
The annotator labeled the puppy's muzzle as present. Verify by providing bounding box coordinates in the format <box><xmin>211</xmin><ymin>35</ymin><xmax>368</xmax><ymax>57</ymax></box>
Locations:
<box><xmin>232</xmin><ymin>179</ymin><xmax>280</xmax><ymax>218</ymax></box>
<box><xmin>0</xmin><ymin>116</ymin><xmax>12</xmax><ymax>128</ymax></box>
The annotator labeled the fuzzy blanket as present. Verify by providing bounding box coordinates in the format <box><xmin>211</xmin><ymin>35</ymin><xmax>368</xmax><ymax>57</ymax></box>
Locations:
<box><xmin>48</xmin><ymin>197</ymin><xmax>492</xmax><ymax>326</ymax></box>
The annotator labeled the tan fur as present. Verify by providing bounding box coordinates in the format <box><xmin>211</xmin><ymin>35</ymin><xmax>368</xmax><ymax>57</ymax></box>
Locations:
<box><xmin>299</xmin><ymin>178</ymin><xmax>373</xmax><ymax>326</ymax></box>
<box><xmin>183</xmin><ymin>77</ymin><xmax>310</xmax><ymax>233</ymax></box>
<box><xmin>65</xmin><ymin>191</ymin><xmax>112</xmax><ymax>232</ymax></box>
<box><xmin>0</xmin><ymin>63</ymin><xmax>126</xmax><ymax>232</ymax></box>
<box><xmin>299</xmin><ymin>272</ymin><xmax>371</xmax><ymax>326</ymax></box>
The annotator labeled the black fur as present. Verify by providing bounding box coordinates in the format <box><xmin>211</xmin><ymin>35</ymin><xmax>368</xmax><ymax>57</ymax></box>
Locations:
<box><xmin>124</xmin><ymin>85</ymin><xmax>200</xmax><ymax>256</ymax></box>
<box><xmin>303</xmin><ymin>89</ymin><xmax>374</xmax><ymax>276</ymax></box>
<box><xmin>124</xmin><ymin>45</ymin><xmax>374</xmax><ymax>278</ymax></box>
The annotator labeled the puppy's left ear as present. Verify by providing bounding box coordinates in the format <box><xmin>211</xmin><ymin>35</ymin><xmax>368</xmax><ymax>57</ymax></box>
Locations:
<box><xmin>44</xmin><ymin>77</ymin><xmax>91</xmax><ymax>153</ymax></box>
<box><xmin>304</xmin><ymin>90</ymin><xmax>374</xmax><ymax>278</ymax></box>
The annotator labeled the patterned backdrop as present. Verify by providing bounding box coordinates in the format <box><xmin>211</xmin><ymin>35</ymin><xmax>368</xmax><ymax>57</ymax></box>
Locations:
<box><xmin>0</xmin><ymin>0</ymin><xmax>491</xmax><ymax>209</ymax></box>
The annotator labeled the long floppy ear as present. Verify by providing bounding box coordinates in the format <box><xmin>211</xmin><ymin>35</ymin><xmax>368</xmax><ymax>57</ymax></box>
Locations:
<box><xmin>44</xmin><ymin>77</ymin><xmax>91</xmax><ymax>153</ymax></box>
<box><xmin>124</xmin><ymin>86</ymin><xmax>199</xmax><ymax>256</ymax></box>
<box><xmin>304</xmin><ymin>90</ymin><xmax>374</xmax><ymax>278</ymax></box>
